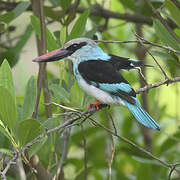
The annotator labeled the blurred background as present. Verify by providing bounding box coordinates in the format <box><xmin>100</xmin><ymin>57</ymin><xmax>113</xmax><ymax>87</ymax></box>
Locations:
<box><xmin>0</xmin><ymin>0</ymin><xmax>180</xmax><ymax>179</ymax></box>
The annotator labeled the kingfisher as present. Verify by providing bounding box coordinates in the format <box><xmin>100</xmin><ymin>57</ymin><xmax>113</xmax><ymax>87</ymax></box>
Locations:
<box><xmin>33</xmin><ymin>38</ymin><xmax>160</xmax><ymax>130</ymax></box>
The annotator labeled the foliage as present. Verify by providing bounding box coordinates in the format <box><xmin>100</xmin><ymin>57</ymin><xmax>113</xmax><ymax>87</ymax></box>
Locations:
<box><xmin>0</xmin><ymin>0</ymin><xmax>180</xmax><ymax>179</ymax></box>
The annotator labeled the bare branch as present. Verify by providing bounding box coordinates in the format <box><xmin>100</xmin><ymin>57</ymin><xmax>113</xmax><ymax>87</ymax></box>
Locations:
<box><xmin>94</xmin><ymin>39</ymin><xmax>180</xmax><ymax>55</ymax></box>
<box><xmin>31</xmin><ymin>0</ymin><xmax>52</xmax><ymax>119</ymax></box>
<box><xmin>108</xmin><ymin>115</ymin><xmax>116</xmax><ymax>180</ymax></box>
<box><xmin>53</xmin><ymin>118</ymin><xmax>71</xmax><ymax>180</ymax></box>
<box><xmin>81</xmin><ymin>124</ymin><xmax>88</xmax><ymax>180</ymax></box>
<box><xmin>135</xmin><ymin>32</ymin><xmax>169</xmax><ymax>79</ymax></box>
<box><xmin>136</xmin><ymin>77</ymin><xmax>180</xmax><ymax>94</ymax></box>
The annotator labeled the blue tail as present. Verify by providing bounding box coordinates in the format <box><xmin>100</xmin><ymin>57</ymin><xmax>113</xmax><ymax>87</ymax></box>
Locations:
<box><xmin>124</xmin><ymin>98</ymin><xmax>160</xmax><ymax>130</ymax></box>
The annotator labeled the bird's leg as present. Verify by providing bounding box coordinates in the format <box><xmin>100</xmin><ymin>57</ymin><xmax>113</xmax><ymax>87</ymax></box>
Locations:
<box><xmin>88</xmin><ymin>100</ymin><xmax>101</xmax><ymax>110</ymax></box>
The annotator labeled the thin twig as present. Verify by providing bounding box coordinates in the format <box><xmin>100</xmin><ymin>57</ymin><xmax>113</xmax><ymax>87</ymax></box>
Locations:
<box><xmin>168</xmin><ymin>162</ymin><xmax>180</xmax><ymax>180</ymax></box>
<box><xmin>31</xmin><ymin>0</ymin><xmax>52</xmax><ymax>119</ymax></box>
<box><xmin>135</xmin><ymin>32</ymin><xmax>169</xmax><ymax>79</ymax></box>
<box><xmin>22</xmin><ymin>107</ymin><xmax>100</xmax><ymax>152</ymax></box>
<box><xmin>108</xmin><ymin>135</ymin><xmax>115</xmax><ymax>180</ymax></box>
<box><xmin>53</xmin><ymin>116</ymin><xmax>71</xmax><ymax>180</ymax></box>
<box><xmin>108</xmin><ymin>114</ymin><xmax>116</xmax><ymax>180</ymax></box>
<box><xmin>81</xmin><ymin>124</ymin><xmax>88</xmax><ymax>180</ymax></box>
<box><xmin>44</xmin><ymin>102</ymin><xmax>80</xmax><ymax>112</ymax></box>
<box><xmin>94</xmin><ymin>39</ymin><xmax>180</xmax><ymax>55</ymax></box>
<box><xmin>136</xmin><ymin>77</ymin><xmax>180</xmax><ymax>94</ymax></box>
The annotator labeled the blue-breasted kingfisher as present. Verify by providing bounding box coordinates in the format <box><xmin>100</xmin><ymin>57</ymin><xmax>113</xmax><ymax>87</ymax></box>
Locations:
<box><xmin>33</xmin><ymin>38</ymin><xmax>160</xmax><ymax>130</ymax></box>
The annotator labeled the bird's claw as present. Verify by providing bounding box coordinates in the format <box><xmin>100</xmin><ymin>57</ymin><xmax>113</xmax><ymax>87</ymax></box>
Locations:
<box><xmin>88</xmin><ymin>101</ymin><xmax>109</xmax><ymax>110</ymax></box>
<box><xmin>88</xmin><ymin>100</ymin><xmax>100</xmax><ymax>110</ymax></box>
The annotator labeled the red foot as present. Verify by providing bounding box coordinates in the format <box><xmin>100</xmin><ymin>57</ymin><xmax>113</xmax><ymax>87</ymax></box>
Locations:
<box><xmin>88</xmin><ymin>100</ymin><xmax>100</xmax><ymax>110</ymax></box>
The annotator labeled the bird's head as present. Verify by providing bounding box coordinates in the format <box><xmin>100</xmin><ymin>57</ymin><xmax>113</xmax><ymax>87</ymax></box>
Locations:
<box><xmin>32</xmin><ymin>38</ymin><xmax>106</xmax><ymax>63</ymax></box>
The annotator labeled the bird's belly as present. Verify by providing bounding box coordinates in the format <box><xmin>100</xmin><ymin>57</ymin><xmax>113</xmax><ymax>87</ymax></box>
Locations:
<box><xmin>77</xmin><ymin>78</ymin><xmax>125</xmax><ymax>105</ymax></box>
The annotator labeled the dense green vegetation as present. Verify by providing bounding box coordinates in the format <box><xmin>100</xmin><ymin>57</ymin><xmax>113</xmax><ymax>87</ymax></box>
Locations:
<box><xmin>0</xmin><ymin>0</ymin><xmax>180</xmax><ymax>179</ymax></box>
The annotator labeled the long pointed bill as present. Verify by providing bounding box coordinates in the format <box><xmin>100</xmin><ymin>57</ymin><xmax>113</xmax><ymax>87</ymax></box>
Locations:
<box><xmin>32</xmin><ymin>48</ymin><xmax>72</xmax><ymax>62</ymax></box>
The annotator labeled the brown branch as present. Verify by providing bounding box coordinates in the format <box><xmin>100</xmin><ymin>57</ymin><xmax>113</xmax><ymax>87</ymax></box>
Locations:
<box><xmin>22</xmin><ymin>107</ymin><xmax>102</xmax><ymax>152</ymax></box>
<box><xmin>31</xmin><ymin>0</ymin><xmax>52</xmax><ymax>119</ymax></box>
<box><xmin>145</xmin><ymin>0</ymin><xmax>180</xmax><ymax>43</ymax></box>
<box><xmin>108</xmin><ymin>115</ymin><xmax>116</xmax><ymax>180</ymax></box>
<box><xmin>30</xmin><ymin>155</ymin><xmax>51</xmax><ymax>180</ymax></box>
<box><xmin>136</xmin><ymin>77</ymin><xmax>180</xmax><ymax>94</ymax></box>
<box><xmin>77</xmin><ymin>5</ymin><xmax>153</xmax><ymax>25</ymax></box>
<box><xmin>0</xmin><ymin>1</ymin><xmax>172</xmax><ymax>28</ymax></box>
<box><xmin>53</xmin><ymin>116</ymin><xmax>71</xmax><ymax>180</ymax></box>
<box><xmin>81</xmin><ymin>124</ymin><xmax>88</xmax><ymax>180</ymax></box>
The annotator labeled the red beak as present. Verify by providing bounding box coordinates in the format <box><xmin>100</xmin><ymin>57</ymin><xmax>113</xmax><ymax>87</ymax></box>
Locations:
<box><xmin>32</xmin><ymin>48</ymin><xmax>72</xmax><ymax>62</ymax></box>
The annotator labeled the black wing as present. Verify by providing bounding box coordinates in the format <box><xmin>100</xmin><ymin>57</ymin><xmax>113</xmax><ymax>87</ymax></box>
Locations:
<box><xmin>108</xmin><ymin>54</ymin><xmax>145</xmax><ymax>70</ymax></box>
<box><xmin>78</xmin><ymin>60</ymin><xmax>136</xmax><ymax>104</ymax></box>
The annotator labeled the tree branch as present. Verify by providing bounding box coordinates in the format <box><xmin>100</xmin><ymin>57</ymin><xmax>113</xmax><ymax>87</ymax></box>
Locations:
<box><xmin>31</xmin><ymin>0</ymin><xmax>52</xmax><ymax>119</ymax></box>
<box><xmin>136</xmin><ymin>77</ymin><xmax>180</xmax><ymax>94</ymax></box>
<box><xmin>94</xmin><ymin>39</ymin><xmax>180</xmax><ymax>55</ymax></box>
<box><xmin>76</xmin><ymin>4</ymin><xmax>153</xmax><ymax>25</ymax></box>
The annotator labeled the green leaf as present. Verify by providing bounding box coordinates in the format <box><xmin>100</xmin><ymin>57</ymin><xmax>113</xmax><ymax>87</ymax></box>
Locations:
<box><xmin>0</xmin><ymin>120</ymin><xmax>12</xmax><ymax>141</ymax></box>
<box><xmin>17</xmin><ymin>119</ymin><xmax>43</xmax><ymax>146</ymax></box>
<box><xmin>60</xmin><ymin>0</ymin><xmax>72</xmax><ymax>10</ymax></box>
<box><xmin>68</xmin><ymin>10</ymin><xmax>89</xmax><ymax>40</ymax></box>
<box><xmin>60</xmin><ymin>26</ymin><xmax>67</xmax><ymax>46</ymax></box>
<box><xmin>22</xmin><ymin>76</ymin><xmax>37</xmax><ymax>120</ymax></box>
<box><xmin>0</xmin><ymin>1</ymin><xmax>30</xmax><ymax>23</ymax></box>
<box><xmin>70</xmin><ymin>82</ymin><xmax>84</xmax><ymax>108</ymax></box>
<box><xmin>0</xmin><ymin>60</ymin><xmax>15</xmax><ymax>101</ymax></box>
<box><xmin>119</xmin><ymin>0</ymin><xmax>136</xmax><ymax>11</ymax></box>
<box><xmin>49</xmin><ymin>84</ymin><xmax>70</xmax><ymax>104</ymax></box>
<box><xmin>153</xmin><ymin>19</ymin><xmax>180</xmax><ymax>51</ymax></box>
<box><xmin>30</xmin><ymin>15</ymin><xmax>58</xmax><ymax>51</ymax></box>
<box><xmin>44</xmin><ymin>6</ymin><xmax>61</xmax><ymax>21</ymax></box>
<box><xmin>165</xmin><ymin>0</ymin><xmax>180</xmax><ymax>28</ymax></box>
<box><xmin>0</xmin><ymin>87</ymin><xmax>17</xmax><ymax>131</ymax></box>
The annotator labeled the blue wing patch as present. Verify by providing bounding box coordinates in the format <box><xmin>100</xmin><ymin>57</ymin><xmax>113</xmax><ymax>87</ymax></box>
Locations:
<box><xmin>98</xmin><ymin>82</ymin><xmax>133</xmax><ymax>93</ymax></box>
